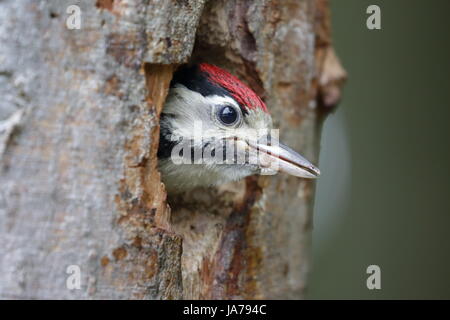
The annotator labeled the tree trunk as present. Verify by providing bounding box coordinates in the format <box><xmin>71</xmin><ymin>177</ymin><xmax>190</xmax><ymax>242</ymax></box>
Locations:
<box><xmin>0</xmin><ymin>0</ymin><xmax>344</xmax><ymax>299</ymax></box>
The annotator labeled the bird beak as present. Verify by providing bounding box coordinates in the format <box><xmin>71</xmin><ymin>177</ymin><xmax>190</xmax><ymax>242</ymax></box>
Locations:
<box><xmin>237</xmin><ymin>139</ymin><xmax>320</xmax><ymax>179</ymax></box>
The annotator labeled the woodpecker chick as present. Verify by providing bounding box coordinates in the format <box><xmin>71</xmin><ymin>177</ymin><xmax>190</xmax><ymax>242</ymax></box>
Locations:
<box><xmin>158</xmin><ymin>63</ymin><xmax>320</xmax><ymax>193</ymax></box>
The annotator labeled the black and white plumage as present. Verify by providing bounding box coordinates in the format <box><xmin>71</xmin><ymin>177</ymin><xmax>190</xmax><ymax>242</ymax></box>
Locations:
<box><xmin>158</xmin><ymin>63</ymin><xmax>319</xmax><ymax>193</ymax></box>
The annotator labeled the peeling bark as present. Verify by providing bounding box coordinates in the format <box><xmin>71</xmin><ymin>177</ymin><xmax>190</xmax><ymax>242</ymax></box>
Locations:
<box><xmin>0</xmin><ymin>0</ymin><xmax>344</xmax><ymax>299</ymax></box>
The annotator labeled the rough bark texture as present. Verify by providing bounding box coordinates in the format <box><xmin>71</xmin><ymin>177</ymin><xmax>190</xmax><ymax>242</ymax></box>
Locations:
<box><xmin>0</xmin><ymin>0</ymin><xmax>345</xmax><ymax>299</ymax></box>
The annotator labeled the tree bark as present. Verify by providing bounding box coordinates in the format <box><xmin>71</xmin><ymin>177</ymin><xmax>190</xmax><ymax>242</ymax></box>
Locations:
<box><xmin>0</xmin><ymin>0</ymin><xmax>345</xmax><ymax>299</ymax></box>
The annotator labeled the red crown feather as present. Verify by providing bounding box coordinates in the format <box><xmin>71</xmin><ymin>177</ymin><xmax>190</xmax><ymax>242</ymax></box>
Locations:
<box><xmin>199</xmin><ymin>63</ymin><xmax>268</xmax><ymax>113</ymax></box>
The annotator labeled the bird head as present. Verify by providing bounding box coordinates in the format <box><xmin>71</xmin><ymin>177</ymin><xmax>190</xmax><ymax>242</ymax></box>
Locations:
<box><xmin>158</xmin><ymin>63</ymin><xmax>320</xmax><ymax>193</ymax></box>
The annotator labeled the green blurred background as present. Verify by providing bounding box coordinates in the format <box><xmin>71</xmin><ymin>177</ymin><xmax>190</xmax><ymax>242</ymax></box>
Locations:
<box><xmin>308</xmin><ymin>0</ymin><xmax>450</xmax><ymax>299</ymax></box>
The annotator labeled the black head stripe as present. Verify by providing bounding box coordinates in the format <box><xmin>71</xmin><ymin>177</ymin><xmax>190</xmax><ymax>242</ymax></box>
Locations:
<box><xmin>171</xmin><ymin>64</ymin><xmax>229</xmax><ymax>97</ymax></box>
<box><xmin>171</xmin><ymin>64</ymin><xmax>248</xmax><ymax>116</ymax></box>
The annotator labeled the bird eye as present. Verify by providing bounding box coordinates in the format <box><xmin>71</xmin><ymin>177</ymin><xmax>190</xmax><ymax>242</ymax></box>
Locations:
<box><xmin>216</xmin><ymin>105</ymin><xmax>240</xmax><ymax>126</ymax></box>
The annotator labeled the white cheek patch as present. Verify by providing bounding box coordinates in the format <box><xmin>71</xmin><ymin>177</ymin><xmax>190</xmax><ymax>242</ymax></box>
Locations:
<box><xmin>164</xmin><ymin>86</ymin><xmax>242</xmax><ymax>139</ymax></box>
<box><xmin>163</xmin><ymin>86</ymin><xmax>213</xmax><ymax>139</ymax></box>
<box><xmin>163</xmin><ymin>85</ymin><xmax>273</xmax><ymax>144</ymax></box>
<box><xmin>202</xmin><ymin>94</ymin><xmax>240</xmax><ymax>110</ymax></box>
<box><xmin>243</xmin><ymin>108</ymin><xmax>273</xmax><ymax>130</ymax></box>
